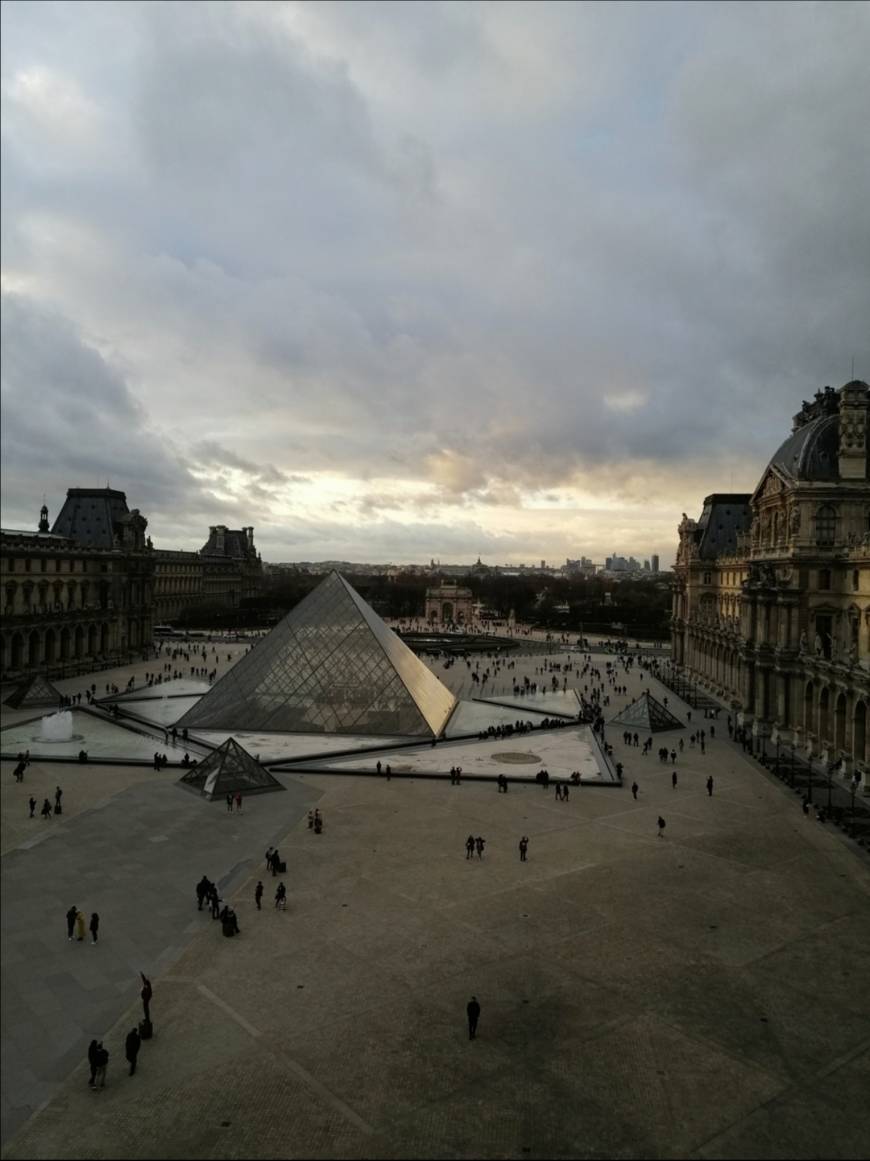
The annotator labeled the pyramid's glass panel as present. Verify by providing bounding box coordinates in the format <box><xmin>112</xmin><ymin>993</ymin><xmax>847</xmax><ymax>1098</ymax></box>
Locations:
<box><xmin>177</xmin><ymin>573</ymin><xmax>456</xmax><ymax>737</ymax></box>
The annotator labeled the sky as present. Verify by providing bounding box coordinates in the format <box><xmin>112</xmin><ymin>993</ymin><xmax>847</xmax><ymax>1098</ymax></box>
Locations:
<box><xmin>1</xmin><ymin>1</ymin><xmax>868</xmax><ymax>566</ymax></box>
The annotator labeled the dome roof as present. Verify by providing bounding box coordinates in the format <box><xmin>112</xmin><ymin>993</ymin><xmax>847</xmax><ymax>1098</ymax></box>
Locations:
<box><xmin>768</xmin><ymin>412</ymin><xmax>839</xmax><ymax>482</ymax></box>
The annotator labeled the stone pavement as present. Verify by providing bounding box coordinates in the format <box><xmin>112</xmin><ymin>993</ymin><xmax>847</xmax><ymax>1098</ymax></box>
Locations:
<box><xmin>2</xmin><ymin>648</ymin><xmax>870</xmax><ymax>1159</ymax></box>
<box><xmin>0</xmin><ymin>769</ymin><xmax>320</xmax><ymax>1147</ymax></box>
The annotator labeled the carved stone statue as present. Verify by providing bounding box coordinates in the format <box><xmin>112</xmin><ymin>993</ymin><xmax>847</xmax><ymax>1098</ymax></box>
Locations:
<box><xmin>814</xmin><ymin>633</ymin><xmax>823</xmax><ymax>657</ymax></box>
<box><xmin>799</xmin><ymin>630</ymin><xmax>808</xmax><ymax>654</ymax></box>
<box><xmin>789</xmin><ymin>506</ymin><xmax>800</xmax><ymax>534</ymax></box>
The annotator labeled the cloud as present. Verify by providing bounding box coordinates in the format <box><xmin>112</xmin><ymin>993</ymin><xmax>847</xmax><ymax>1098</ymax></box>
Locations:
<box><xmin>1</xmin><ymin>1</ymin><xmax>868</xmax><ymax>564</ymax></box>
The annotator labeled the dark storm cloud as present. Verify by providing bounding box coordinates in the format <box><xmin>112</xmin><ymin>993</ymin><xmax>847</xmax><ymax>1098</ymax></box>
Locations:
<box><xmin>1</xmin><ymin>1</ymin><xmax>868</xmax><ymax>560</ymax></box>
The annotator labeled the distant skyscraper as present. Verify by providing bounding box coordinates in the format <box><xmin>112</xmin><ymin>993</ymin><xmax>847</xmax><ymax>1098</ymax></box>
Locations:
<box><xmin>651</xmin><ymin>554</ymin><xmax>660</xmax><ymax>573</ymax></box>
<box><xmin>643</xmin><ymin>559</ymin><xmax>650</xmax><ymax>571</ymax></box>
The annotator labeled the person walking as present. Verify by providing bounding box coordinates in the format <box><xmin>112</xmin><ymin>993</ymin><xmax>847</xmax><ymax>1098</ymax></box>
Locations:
<box><xmin>475</xmin><ymin>836</ymin><xmax>486</xmax><ymax>859</ymax></box>
<box><xmin>93</xmin><ymin>1043</ymin><xmax>108</xmax><ymax>1089</ymax></box>
<box><xmin>41</xmin><ymin>798</ymin><xmax>52</xmax><ymax>819</ymax></box>
<box><xmin>29</xmin><ymin>796</ymin><xmax>37</xmax><ymax>818</ymax></box>
<box><xmin>75</xmin><ymin>910</ymin><xmax>86</xmax><ymax>942</ymax></box>
<box><xmin>255</xmin><ymin>881</ymin><xmax>263</xmax><ymax>910</ymax></box>
<box><xmin>140</xmin><ymin>973</ymin><xmax>152</xmax><ymax>1022</ymax></box>
<box><xmin>54</xmin><ymin>785</ymin><xmax>63</xmax><ymax>814</ymax></box>
<box><xmin>706</xmin><ymin>776</ymin><xmax>714</xmax><ymax>797</ymax></box>
<box><xmin>631</xmin><ymin>781</ymin><xmax>639</xmax><ymax>800</ymax></box>
<box><xmin>519</xmin><ymin>836</ymin><xmax>529</xmax><ymax>862</ymax></box>
<box><xmin>125</xmin><ymin>1027</ymin><xmax>141</xmax><ymax>1076</ymax></box>
<box><xmin>671</xmin><ymin>770</ymin><xmax>678</xmax><ymax>790</ymax></box>
<box><xmin>467</xmin><ymin>995</ymin><xmax>481</xmax><ymax>1040</ymax></box>
<box><xmin>275</xmin><ymin>882</ymin><xmax>287</xmax><ymax>909</ymax></box>
<box><xmin>657</xmin><ymin>816</ymin><xmax>666</xmax><ymax>838</ymax></box>
<box><xmin>66</xmin><ymin>905</ymin><xmax>78</xmax><ymax>941</ymax></box>
<box><xmin>89</xmin><ymin>912</ymin><xmax>100</xmax><ymax>945</ymax></box>
<box><xmin>465</xmin><ymin>834</ymin><xmax>475</xmax><ymax>859</ymax></box>
<box><xmin>235</xmin><ymin>792</ymin><xmax>242</xmax><ymax>812</ymax></box>
<box><xmin>226</xmin><ymin>792</ymin><xmax>233</xmax><ymax>813</ymax></box>
<box><xmin>563</xmin><ymin>784</ymin><xmax>569</xmax><ymax>802</ymax></box>
<box><xmin>87</xmin><ymin>1039</ymin><xmax>100</xmax><ymax>1088</ymax></box>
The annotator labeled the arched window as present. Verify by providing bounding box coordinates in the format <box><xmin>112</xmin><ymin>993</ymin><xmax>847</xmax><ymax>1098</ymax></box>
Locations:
<box><xmin>815</xmin><ymin>505</ymin><xmax>837</xmax><ymax>547</ymax></box>
<box><xmin>818</xmin><ymin>569</ymin><xmax>831</xmax><ymax>590</ymax></box>
<box><xmin>703</xmin><ymin>571</ymin><xmax>712</xmax><ymax>585</ymax></box>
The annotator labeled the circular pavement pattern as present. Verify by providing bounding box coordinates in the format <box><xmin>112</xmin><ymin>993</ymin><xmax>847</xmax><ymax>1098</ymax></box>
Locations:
<box><xmin>491</xmin><ymin>751</ymin><xmax>542</xmax><ymax>764</ymax></box>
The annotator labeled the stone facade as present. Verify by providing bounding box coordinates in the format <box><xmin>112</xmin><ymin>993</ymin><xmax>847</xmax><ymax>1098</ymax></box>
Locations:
<box><xmin>672</xmin><ymin>382</ymin><xmax>870</xmax><ymax>782</ymax></box>
<box><xmin>424</xmin><ymin>583</ymin><xmax>474</xmax><ymax>625</ymax></box>
<box><xmin>199</xmin><ymin>525</ymin><xmax>262</xmax><ymax>609</ymax></box>
<box><xmin>1</xmin><ymin>495</ymin><xmax>265</xmax><ymax>680</ymax></box>
<box><xmin>152</xmin><ymin>550</ymin><xmax>204</xmax><ymax>623</ymax></box>
<box><xmin>1</xmin><ymin>490</ymin><xmax>154</xmax><ymax>681</ymax></box>
<box><xmin>153</xmin><ymin>526</ymin><xmax>262</xmax><ymax>621</ymax></box>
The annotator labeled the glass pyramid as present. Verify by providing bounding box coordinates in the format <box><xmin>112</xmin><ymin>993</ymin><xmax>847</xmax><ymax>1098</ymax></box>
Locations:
<box><xmin>4</xmin><ymin>674</ymin><xmax>62</xmax><ymax>709</ymax></box>
<box><xmin>609</xmin><ymin>690</ymin><xmax>684</xmax><ymax>733</ymax></box>
<box><xmin>178</xmin><ymin>737</ymin><xmax>284</xmax><ymax>800</ymax></box>
<box><xmin>176</xmin><ymin>572</ymin><xmax>457</xmax><ymax>737</ymax></box>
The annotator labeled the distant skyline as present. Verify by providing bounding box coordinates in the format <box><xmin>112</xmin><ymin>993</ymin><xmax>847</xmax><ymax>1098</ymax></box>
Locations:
<box><xmin>2</xmin><ymin>2</ymin><xmax>868</xmax><ymax>566</ymax></box>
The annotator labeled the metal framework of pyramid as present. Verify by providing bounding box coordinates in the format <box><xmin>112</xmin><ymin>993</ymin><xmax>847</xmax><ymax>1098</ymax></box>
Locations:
<box><xmin>176</xmin><ymin>572</ymin><xmax>457</xmax><ymax>737</ymax></box>
<box><xmin>177</xmin><ymin>737</ymin><xmax>284</xmax><ymax>800</ymax></box>
<box><xmin>4</xmin><ymin>674</ymin><xmax>62</xmax><ymax>709</ymax></box>
<box><xmin>609</xmin><ymin>690</ymin><xmax>684</xmax><ymax>732</ymax></box>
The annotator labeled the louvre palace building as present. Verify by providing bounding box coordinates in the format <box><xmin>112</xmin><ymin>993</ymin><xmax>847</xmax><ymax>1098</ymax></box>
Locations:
<box><xmin>672</xmin><ymin>380</ymin><xmax>870</xmax><ymax>783</ymax></box>
<box><xmin>1</xmin><ymin>489</ymin><xmax>263</xmax><ymax>682</ymax></box>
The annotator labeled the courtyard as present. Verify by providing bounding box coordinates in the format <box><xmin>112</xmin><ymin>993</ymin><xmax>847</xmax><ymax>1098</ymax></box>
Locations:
<box><xmin>1</xmin><ymin>644</ymin><xmax>869</xmax><ymax>1160</ymax></box>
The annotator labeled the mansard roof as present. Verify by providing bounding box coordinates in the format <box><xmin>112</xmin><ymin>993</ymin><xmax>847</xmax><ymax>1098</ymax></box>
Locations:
<box><xmin>51</xmin><ymin>488</ymin><xmax>131</xmax><ymax>549</ymax></box>
<box><xmin>200</xmin><ymin>527</ymin><xmax>255</xmax><ymax>559</ymax></box>
<box><xmin>695</xmin><ymin>494</ymin><xmax>752</xmax><ymax>560</ymax></box>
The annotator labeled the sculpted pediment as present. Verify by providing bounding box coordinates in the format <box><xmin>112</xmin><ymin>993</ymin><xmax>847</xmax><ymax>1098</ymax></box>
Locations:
<box><xmin>752</xmin><ymin>467</ymin><xmax>789</xmax><ymax>504</ymax></box>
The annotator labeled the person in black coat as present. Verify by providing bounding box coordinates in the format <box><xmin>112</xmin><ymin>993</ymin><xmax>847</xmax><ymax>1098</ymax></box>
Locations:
<box><xmin>87</xmin><ymin>1039</ymin><xmax>100</xmax><ymax>1087</ymax></box>
<box><xmin>467</xmin><ymin>996</ymin><xmax>481</xmax><ymax>1040</ymax></box>
<box><xmin>125</xmin><ymin>1027</ymin><xmax>141</xmax><ymax>1076</ymax></box>
<box><xmin>66</xmin><ymin>905</ymin><xmax>78</xmax><ymax>941</ymax></box>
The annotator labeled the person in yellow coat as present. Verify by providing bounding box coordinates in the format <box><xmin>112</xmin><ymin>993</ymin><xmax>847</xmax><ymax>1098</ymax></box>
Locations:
<box><xmin>75</xmin><ymin>909</ymin><xmax>86</xmax><ymax>942</ymax></box>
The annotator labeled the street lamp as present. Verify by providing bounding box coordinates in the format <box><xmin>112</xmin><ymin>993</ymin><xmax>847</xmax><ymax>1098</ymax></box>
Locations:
<box><xmin>775</xmin><ymin>738</ymin><xmax>781</xmax><ymax>776</ymax></box>
<box><xmin>808</xmin><ymin>760</ymin><xmax>814</xmax><ymax>805</ymax></box>
<box><xmin>826</xmin><ymin>762</ymin><xmax>834</xmax><ymax>812</ymax></box>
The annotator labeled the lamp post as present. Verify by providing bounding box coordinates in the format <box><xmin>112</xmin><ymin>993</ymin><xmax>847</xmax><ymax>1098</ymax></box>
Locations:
<box><xmin>807</xmin><ymin>759</ymin><xmax>814</xmax><ymax>806</ymax></box>
<box><xmin>775</xmin><ymin>737</ymin><xmax>781</xmax><ymax>776</ymax></box>
<box><xmin>826</xmin><ymin>762</ymin><xmax>834</xmax><ymax>812</ymax></box>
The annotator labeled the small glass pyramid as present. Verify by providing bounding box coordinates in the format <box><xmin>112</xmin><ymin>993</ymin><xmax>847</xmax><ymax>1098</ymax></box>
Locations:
<box><xmin>177</xmin><ymin>572</ymin><xmax>457</xmax><ymax>737</ymax></box>
<box><xmin>178</xmin><ymin>737</ymin><xmax>284</xmax><ymax>799</ymax></box>
<box><xmin>4</xmin><ymin>674</ymin><xmax>62</xmax><ymax>709</ymax></box>
<box><xmin>609</xmin><ymin>690</ymin><xmax>684</xmax><ymax>732</ymax></box>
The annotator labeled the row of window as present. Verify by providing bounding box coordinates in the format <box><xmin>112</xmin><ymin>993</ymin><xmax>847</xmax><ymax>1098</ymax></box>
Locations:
<box><xmin>702</xmin><ymin>568</ymin><xmax>862</xmax><ymax>591</ymax></box>
<box><xmin>4</xmin><ymin>557</ymin><xmax>113</xmax><ymax>574</ymax></box>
